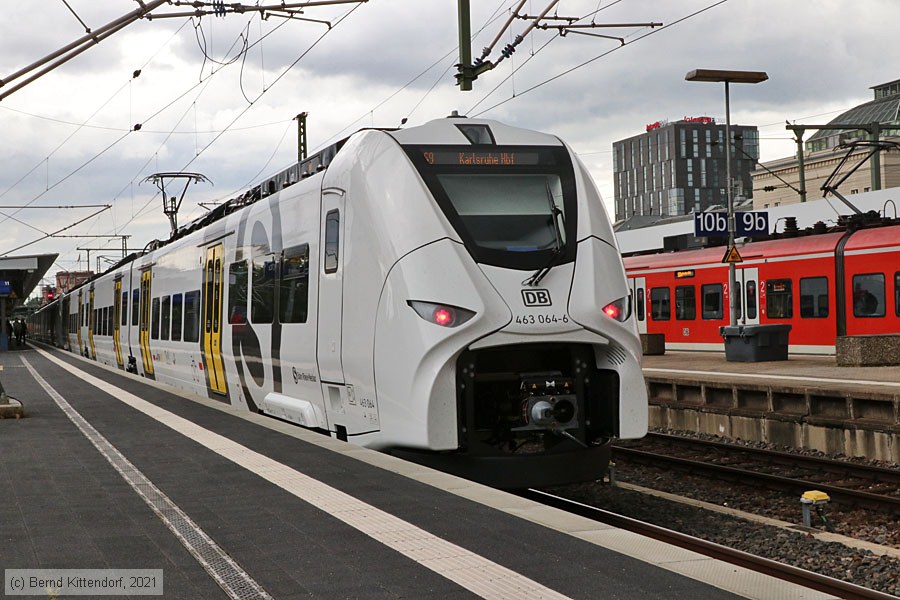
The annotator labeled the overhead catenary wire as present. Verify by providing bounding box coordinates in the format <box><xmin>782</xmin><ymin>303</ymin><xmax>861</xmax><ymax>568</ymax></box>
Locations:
<box><xmin>316</xmin><ymin>0</ymin><xmax>510</xmax><ymax>149</ymax></box>
<box><xmin>471</xmin><ymin>0</ymin><xmax>731</xmax><ymax>117</ymax></box>
<box><xmin>2</xmin><ymin>206</ymin><xmax>111</xmax><ymax>256</ymax></box>
<box><xmin>2</xmin><ymin>0</ymin><xmax>311</xmax><ymax>248</ymax></box>
<box><xmin>466</xmin><ymin>0</ymin><xmax>625</xmax><ymax>115</ymax></box>
<box><xmin>60</xmin><ymin>0</ymin><xmax>91</xmax><ymax>33</ymax></box>
<box><xmin>100</xmin><ymin>3</ymin><xmax>368</xmax><ymax>250</ymax></box>
<box><xmin>5</xmin><ymin>0</ymin><xmax>345</xmax><ymax>260</ymax></box>
<box><xmin>1</xmin><ymin>13</ymin><xmax>256</xmax><ymax>256</ymax></box>
<box><xmin>0</xmin><ymin>18</ymin><xmax>192</xmax><ymax>223</ymax></box>
<box><xmin>55</xmin><ymin>4</ymin><xmax>326</xmax><ymax>252</ymax></box>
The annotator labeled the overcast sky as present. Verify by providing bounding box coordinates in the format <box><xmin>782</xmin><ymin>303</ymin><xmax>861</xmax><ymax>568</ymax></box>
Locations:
<box><xmin>1</xmin><ymin>0</ymin><xmax>898</xmax><ymax>286</ymax></box>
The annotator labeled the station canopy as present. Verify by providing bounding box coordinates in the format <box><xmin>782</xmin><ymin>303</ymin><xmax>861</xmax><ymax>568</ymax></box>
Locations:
<box><xmin>0</xmin><ymin>254</ymin><xmax>58</xmax><ymax>313</ymax></box>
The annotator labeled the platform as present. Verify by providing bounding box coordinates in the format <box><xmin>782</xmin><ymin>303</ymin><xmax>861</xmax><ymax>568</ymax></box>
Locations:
<box><xmin>642</xmin><ymin>351</ymin><xmax>900</xmax><ymax>462</ymax></box>
<box><xmin>0</xmin><ymin>344</ymin><xmax>838</xmax><ymax>599</ymax></box>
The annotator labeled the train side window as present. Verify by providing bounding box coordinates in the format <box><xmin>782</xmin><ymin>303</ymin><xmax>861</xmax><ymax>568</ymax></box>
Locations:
<box><xmin>701</xmin><ymin>284</ymin><xmax>723</xmax><ymax>320</ymax></box>
<box><xmin>121</xmin><ymin>292</ymin><xmax>128</xmax><ymax>326</ymax></box>
<box><xmin>101</xmin><ymin>307</ymin><xmax>108</xmax><ymax>335</ymax></box>
<box><xmin>151</xmin><ymin>297</ymin><xmax>161</xmax><ymax>340</ymax></box>
<box><xmin>132</xmin><ymin>289</ymin><xmax>140</xmax><ymax>326</ymax></box>
<box><xmin>252</xmin><ymin>254</ymin><xmax>276</xmax><ymax>324</ymax></box>
<box><xmin>324</xmin><ymin>209</ymin><xmax>340</xmax><ymax>274</ymax></box>
<box><xmin>161</xmin><ymin>296</ymin><xmax>171</xmax><ymax>341</ymax></box>
<box><xmin>852</xmin><ymin>273</ymin><xmax>885</xmax><ymax>318</ymax></box>
<box><xmin>280</xmin><ymin>244</ymin><xmax>310</xmax><ymax>324</ymax></box>
<box><xmin>735</xmin><ymin>281</ymin><xmax>742</xmax><ymax>320</ymax></box>
<box><xmin>184</xmin><ymin>290</ymin><xmax>201</xmax><ymax>343</ymax></box>
<box><xmin>636</xmin><ymin>287</ymin><xmax>645</xmax><ymax>321</ymax></box>
<box><xmin>171</xmin><ymin>294</ymin><xmax>183</xmax><ymax>342</ymax></box>
<box><xmin>766</xmin><ymin>279</ymin><xmax>793</xmax><ymax>319</ymax></box>
<box><xmin>746</xmin><ymin>280</ymin><xmax>757</xmax><ymax>320</ymax></box>
<box><xmin>650</xmin><ymin>287</ymin><xmax>670</xmax><ymax>320</ymax></box>
<box><xmin>675</xmin><ymin>285</ymin><xmax>696</xmax><ymax>320</ymax></box>
<box><xmin>800</xmin><ymin>277</ymin><xmax>829</xmax><ymax>318</ymax></box>
<box><xmin>228</xmin><ymin>261</ymin><xmax>248</xmax><ymax>325</ymax></box>
<box><xmin>895</xmin><ymin>272</ymin><xmax>900</xmax><ymax>317</ymax></box>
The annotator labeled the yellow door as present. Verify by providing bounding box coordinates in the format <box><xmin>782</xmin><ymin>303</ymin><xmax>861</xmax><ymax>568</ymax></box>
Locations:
<box><xmin>76</xmin><ymin>292</ymin><xmax>83</xmax><ymax>354</ymax></box>
<box><xmin>88</xmin><ymin>288</ymin><xmax>97</xmax><ymax>360</ymax></box>
<box><xmin>203</xmin><ymin>244</ymin><xmax>227</xmax><ymax>395</ymax></box>
<box><xmin>113</xmin><ymin>278</ymin><xmax>124</xmax><ymax>368</ymax></box>
<box><xmin>139</xmin><ymin>269</ymin><xmax>154</xmax><ymax>376</ymax></box>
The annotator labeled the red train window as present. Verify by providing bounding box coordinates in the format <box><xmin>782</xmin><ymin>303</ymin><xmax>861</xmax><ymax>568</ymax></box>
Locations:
<box><xmin>895</xmin><ymin>272</ymin><xmax>900</xmax><ymax>317</ymax></box>
<box><xmin>650</xmin><ymin>288</ymin><xmax>670</xmax><ymax>321</ymax></box>
<box><xmin>701</xmin><ymin>284</ymin><xmax>723</xmax><ymax>320</ymax></box>
<box><xmin>746</xmin><ymin>280</ymin><xmax>757</xmax><ymax>320</ymax></box>
<box><xmin>852</xmin><ymin>273</ymin><xmax>885</xmax><ymax>318</ymax></box>
<box><xmin>675</xmin><ymin>285</ymin><xmax>696</xmax><ymax>320</ymax></box>
<box><xmin>800</xmin><ymin>277</ymin><xmax>829</xmax><ymax>318</ymax></box>
<box><xmin>766</xmin><ymin>279</ymin><xmax>792</xmax><ymax>319</ymax></box>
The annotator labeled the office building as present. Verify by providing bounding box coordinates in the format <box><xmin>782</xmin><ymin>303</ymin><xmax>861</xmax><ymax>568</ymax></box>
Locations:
<box><xmin>613</xmin><ymin>117</ymin><xmax>759</xmax><ymax>221</ymax></box>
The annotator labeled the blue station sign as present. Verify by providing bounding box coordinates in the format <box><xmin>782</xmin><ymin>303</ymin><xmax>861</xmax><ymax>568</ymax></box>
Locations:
<box><xmin>694</xmin><ymin>211</ymin><xmax>769</xmax><ymax>238</ymax></box>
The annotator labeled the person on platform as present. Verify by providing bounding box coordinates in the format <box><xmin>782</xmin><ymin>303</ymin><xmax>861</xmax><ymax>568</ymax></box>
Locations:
<box><xmin>12</xmin><ymin>319</ymin><xmax>23</xmax><ymax>347</ymax></box>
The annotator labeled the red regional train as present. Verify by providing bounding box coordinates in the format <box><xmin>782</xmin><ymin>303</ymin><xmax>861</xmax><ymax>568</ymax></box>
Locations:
<box><xmin>623</xmin><ymin>216</ymin><xmax>900</xmax><ymax>354</ymax></box>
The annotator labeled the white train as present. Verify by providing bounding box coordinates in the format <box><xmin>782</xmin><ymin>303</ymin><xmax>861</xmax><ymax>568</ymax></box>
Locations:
<box><xmin>29</xmin><ymin>116</ymin><xmax>647</xmax><ymax>488</ymax></box>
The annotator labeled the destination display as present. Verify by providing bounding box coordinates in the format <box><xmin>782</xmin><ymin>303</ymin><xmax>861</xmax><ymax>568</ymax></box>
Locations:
<box><xmin>422</xmin><ymin>150</ymin><xmax>545</xmax><ymax>166</ymax></box>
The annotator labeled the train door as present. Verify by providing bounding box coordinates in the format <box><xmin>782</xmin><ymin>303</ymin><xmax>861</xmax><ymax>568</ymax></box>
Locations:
<box><xmin>737</xmin><ymin>267</ymin><xmax>760</xmax><ymax>325</ymax></box>
<box><xmin>317</xmin><ymin>190</ymin><xmax>345</xmax><ymax>386</ymax></box>
<box><xmin>113</xmin><ymin>277</ymin><xmax>124</xmax><ymax>369</ymax></box>
<box><xmin>88</xmin><ymin>286</ymin><xmax>97</xmax><ymax>359</ymax></box>
<box><xmin>202</xmin><ymin>243</ymin><xmax>227</xmax><ymax>395</ymax></box>
<box><xmin>62</xmin><ymin>296</ymin><xmax>71</xmax><ymax>351</ymax></box>
<box><xmin>630</xmin><ymin>277</ymin><xmax>647</xmax><ymax>334</ymax></box>
<box><xmin>139</xmin><ymin>268</ymin><xmax>155</xmax><ymax>377</ymax></box>
<box><xmin>76</xmin><ymin>291</ymin><xmax>84</xmax><ymax>354</ymax></box>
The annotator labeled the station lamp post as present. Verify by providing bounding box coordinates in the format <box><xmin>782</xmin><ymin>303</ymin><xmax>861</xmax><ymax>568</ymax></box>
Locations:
<box><xmin>685</xmin><ymin>69</ymin><xmax>768</xmax><ymax>327</ymax></box>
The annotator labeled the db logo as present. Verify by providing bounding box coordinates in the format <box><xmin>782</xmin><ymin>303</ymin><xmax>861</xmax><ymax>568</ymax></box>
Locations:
<box><xmin>521</xmin><ymin>289</ymin><xmax>552</xmax><ymax>307</ymax></box>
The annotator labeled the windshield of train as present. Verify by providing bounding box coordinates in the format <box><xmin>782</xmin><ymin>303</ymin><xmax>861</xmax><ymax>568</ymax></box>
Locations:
<box><xmin>404</xmin><ymin>146</ymin><xmax>577</xmax><ymax>269</ymax></box>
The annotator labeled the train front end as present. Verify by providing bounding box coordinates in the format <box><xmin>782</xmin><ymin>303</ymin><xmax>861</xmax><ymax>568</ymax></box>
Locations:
<box><xmin>374</xmin><ymin>117</ymin><xmax>647</xmax><ymax>488</ymax></box>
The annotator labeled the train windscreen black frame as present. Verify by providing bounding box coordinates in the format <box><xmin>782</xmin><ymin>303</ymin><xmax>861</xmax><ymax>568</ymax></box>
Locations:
<box><xmin>404</xmin><ymin>145</ymin><xmax>578</xmax><ymax>270</ymax></box>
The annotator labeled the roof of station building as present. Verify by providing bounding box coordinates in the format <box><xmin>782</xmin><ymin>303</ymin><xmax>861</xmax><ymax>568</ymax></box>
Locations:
<box><xmin>808</xmin><ymin>81</ymin><xmax>900</xmax><ymax>143</ymax></box>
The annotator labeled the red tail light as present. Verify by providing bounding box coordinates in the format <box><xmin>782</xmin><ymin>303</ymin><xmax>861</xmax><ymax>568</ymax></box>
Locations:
<box><xmin>432</xmin><ymin>307</ymin><xmax>455</xmax><ymax>326</ymax></box>
<box><xmin>602</xmin><ymin>296</ymin><xmax>631</xmax><ymax>322</ymax></box>
<box><xmin>408</xmin><ymin>301</ymin><xmax>475</xmax><ymax>328</ymax></box>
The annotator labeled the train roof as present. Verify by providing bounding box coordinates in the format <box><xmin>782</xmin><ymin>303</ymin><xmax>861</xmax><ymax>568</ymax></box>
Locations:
<box><xmin>389</xmin><ymin>116</ymin><xmax>563</xmax><ymax>147</ymax></box>
<box><xmin>53</xmin><ymin>115</ymin><xmax>573</xmax><ymax>297</ymax></box>
<box><xmin>842</xmin><ymin>222</ymin><xmax>900</xmax><ymax>250</ymax></box>
<box><xmin>624</xmin><ymin>231</ymin><xmax>847</xmax><ymax>271</ymax></box>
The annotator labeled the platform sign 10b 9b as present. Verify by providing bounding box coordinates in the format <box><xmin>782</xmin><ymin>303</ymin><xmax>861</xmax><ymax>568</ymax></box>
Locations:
<box><xmin>694</xmin><ymin>211</ymin><xmax>769</xmax><ymax>238</ymax></box>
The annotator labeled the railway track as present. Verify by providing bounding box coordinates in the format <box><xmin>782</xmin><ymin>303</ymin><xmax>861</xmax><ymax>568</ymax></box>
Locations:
<box><xmin>612</xmin><ymin>433</ymin><xmax>900</xmax><ymax>514</ymax></box>
<box><xmin>523</xmin><ymin>489</ymin><xmax>898</xmax><ymax>600</ymax></box>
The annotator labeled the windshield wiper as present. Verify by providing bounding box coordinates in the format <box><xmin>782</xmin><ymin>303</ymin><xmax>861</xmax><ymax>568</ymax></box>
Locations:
<box><xmin>522</xmin><ymin>183</ymin><xmax>565</xmax><ymax>287</ymax></box>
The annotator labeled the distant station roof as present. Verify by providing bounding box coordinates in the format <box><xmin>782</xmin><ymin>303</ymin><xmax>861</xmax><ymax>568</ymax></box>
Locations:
<box><xmin>0</xmin><ymin>253</ymin><xmax>58</xmax><ymax>309</ymax></box>
<box><xmin>807</xmin><ymin>78</ymin><xmax>900</xmax><ymax>148</ymax></box>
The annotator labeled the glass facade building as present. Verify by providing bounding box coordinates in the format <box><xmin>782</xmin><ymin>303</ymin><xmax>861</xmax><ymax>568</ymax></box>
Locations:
<box><xmin>613</xmin><ymin>119</ymin><xmax>759</xmax><ymax>221</ymax></box>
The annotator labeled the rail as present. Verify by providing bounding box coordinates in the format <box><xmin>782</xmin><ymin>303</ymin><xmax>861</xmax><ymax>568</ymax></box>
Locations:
<box><xmin>522</xmin><ymin>489</ymin><xmax>898</xmax><ymax>600</ymax></box>
<box><xmin>613</xmin><ymin>433</ymin><xmax>900</xmax><ymax>514</ymax></box>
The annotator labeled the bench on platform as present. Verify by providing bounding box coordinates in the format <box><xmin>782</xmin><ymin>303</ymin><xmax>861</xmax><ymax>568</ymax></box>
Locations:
<box><xmin>836</xmin><ymin>334</ymin><xmax>900</xmax><ymax>367</ymax></box>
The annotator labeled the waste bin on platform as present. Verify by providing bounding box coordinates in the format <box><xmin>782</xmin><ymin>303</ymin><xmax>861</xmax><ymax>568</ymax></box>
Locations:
<box><xmin>720</xmin><ymin>324</ymin><xmax>791</xmax><ymax>362</ymax></box>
